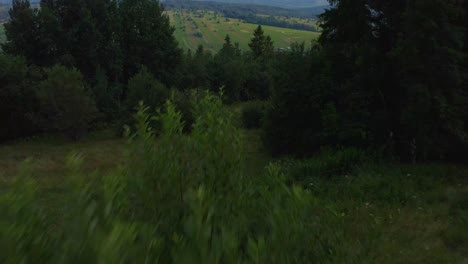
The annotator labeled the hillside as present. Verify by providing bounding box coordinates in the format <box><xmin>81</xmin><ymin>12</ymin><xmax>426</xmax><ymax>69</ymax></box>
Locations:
<box><xmin>168</xmin><ymin>10</ymin><xmax>319</xmax><ymax>52</ymax></box>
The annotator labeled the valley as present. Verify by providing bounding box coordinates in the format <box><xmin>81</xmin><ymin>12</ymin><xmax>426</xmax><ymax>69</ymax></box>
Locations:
<box><xmin>167</xmin><ymin>10</ymin><xmax>319</xmax><ymax>52</ymax></box>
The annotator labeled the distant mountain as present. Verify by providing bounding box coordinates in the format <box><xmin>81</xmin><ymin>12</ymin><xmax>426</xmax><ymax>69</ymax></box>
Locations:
<box><xmin>192</xmin><ymin>0</ymin><xmax>328</xmax><ymax>9</ymax></box>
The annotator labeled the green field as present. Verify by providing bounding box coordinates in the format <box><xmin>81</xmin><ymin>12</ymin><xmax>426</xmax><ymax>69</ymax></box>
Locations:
<box><xmin>167</xmin><ymin>10</ymin><xmax>320</xmax><ymax>52</ymax></box>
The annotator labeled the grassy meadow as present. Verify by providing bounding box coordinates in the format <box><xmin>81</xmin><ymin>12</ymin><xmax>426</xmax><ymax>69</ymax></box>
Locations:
<box><xmin>1</xmin><ymin>102</ymin><xmax>467</xmax><ymax>263</ymax></box>
<box><xmin>167</xmin><ymin>10</ymin><xmax>320</xmax><ymax>52</ymax></box>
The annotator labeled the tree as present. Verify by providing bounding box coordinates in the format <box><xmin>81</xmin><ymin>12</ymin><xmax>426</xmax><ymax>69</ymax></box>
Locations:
<box><xmin>248</xmin><ymin>25</ymin><xmax>274</xmax><ymax>59</ymax></box>
<box><xmin>36</xmin><ymin>65</ymin><xmax>98</xmax><ymax>139</ymax></box>
<box><xmin>0</xmin><ymin>54</ymin><xmax>37</xmax><ymax>141</ymax></box>
<box><xmin>119</xmin><ymin>0</ymin><xmax>181</xmax><ymax>86</ymax></box>
<box><xmin>212</xmin><ymin>35</ymin><xmax>244</xmax><ymax>102</ymax></box>
<box><xmin>2</xmin><ymin>0</ymin><xmax>39</xmax><ymax>61</ymax></box>
<box><xmin>218</xmin><ymin>34</ymin><xmax>241</xmax><ymax>58</ymax></box>
<box><xmin>389</xmin><ymin>0</ymin><xmax>467</xmax><ymax>160</ymax></box>
<box><xmin>314</xmin><ymin>0</ymin><xmax>468</xmax><ymax>160</ymax></box>
<box><xmin>263</xmin><ymin>43</ymin><xmax>328</xmax><ymax>156</ymax></box>
<box><xmin>126</xmin><ymin>67</ymin><xmax>169</xmax><ymax>111</ymax></box>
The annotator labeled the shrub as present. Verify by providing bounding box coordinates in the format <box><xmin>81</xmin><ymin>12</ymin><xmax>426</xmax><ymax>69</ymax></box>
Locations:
<box><xmin>36</xmin><ymin>65</ymin><xmax>98</xmax><ymax>139</ymax></box>
<box><xmin>91</xmin><ymin>68</ymin><xmax>123</xmax><ymax>119</ymax></box>
<box><xmin>279</xmin><ymin>147</ymin><xmax>367</xmax><ymax>184</ymax></box>
<box><xmin>0</xmin><ymin>92</ymin><xmax>345</xmax><ymax>263</ymax></box>
<box><xmin>242</xmin><ymin>62</ymin><xmax>272</xmax><ymax>100</ymax></box>
<box><xmin>241</xmin><ymin>102</ymin><xmax>266</xmax><ymax>129</ymax></box>
<box><xmin>169</xmin><ymin>89</ymin><xmax>198</xmax><ymax>133</ymax></box>
<box><xmin>126</xmin><ymin>67</ymin><xmax>169</xmax><ymax>111</ymax></box>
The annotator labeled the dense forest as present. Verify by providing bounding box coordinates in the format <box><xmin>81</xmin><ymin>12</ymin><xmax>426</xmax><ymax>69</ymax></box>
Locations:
<box><xmin>1</xmin><ymin>0</ymin><xmax>468</xmax><ymax>262</ymax></box>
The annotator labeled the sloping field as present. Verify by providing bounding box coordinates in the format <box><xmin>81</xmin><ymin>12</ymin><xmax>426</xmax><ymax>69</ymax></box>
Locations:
<box><xmin>167</xmin><ymin>10</ymin><xmax>320</xmax><ymax>52</ymax></box>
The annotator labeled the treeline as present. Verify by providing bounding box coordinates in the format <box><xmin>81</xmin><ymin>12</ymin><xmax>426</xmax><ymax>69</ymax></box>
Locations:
<box><xmin>1</xmin><ymin>0</ymin><xmax>180</xmax><ymax>140</ymax></box>
<box><xmin>263</xmin><ymin>0</ymin><xmax>468</xmax><ymax>162</ymax></box>
<box><xmin>0</xmin><ymin>0</ymin><xmax>276</xmax><ymax>140</ymax></box>
<box><xmin>165</xmin><ymin>0</ymin><xmax>320</xmax><ymax>31</ymax></box>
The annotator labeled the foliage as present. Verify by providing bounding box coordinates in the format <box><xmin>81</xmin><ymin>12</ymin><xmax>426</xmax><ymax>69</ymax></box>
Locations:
<box><xmin>241</xmin><ymin>102</ymin><xmax>266</xmax><ymax>129</ymax></box>
<box><xmin>278</xmin><ymin>147</ymin><xmax>367</xmax><ymax>184</ymax></box>
<box><xmin>126</xmin><ymin>67</ymin><xmax>169</xmax><ymax>112</ymax></box>
<box><xmin>2</xmin><ymin>0</ymin><xmax>180</xmax><ymax>88</ymax></box>
<box><xmin>262</xmin><ymin>42</ymin><xmax>329</xmax><ymax>157</ymax></box>
<box><xmin>0</xmin><ymin>53</ymin><xmax>37</xmax><ymax>141</ymax></box>
<box><xmin>169</xmin><ymin>88</ymin><xmax>202</xmax><ymax>133</ymax></box>
<box><xmin>0</xmin><ymin>92</ymin><xmax>344</xmax><ymax>263</ymax></box>
<box><xmin>248</xmin><ymin>25</ymin><xmax>274</xmax><ymax>59</ymax></box>
<box><xmin>315</xmin><ymin>0</ymin><xmax>468</xmax><ymax>161</ymax></box>
<box><xmin>91</xmin><ymin>68</ymin><xmax>123</xmax><ymax>119</ymax></box>
<box><xmin>36</xmin><ymin>65</ymin><xmax>98</xmax><ymax>139</ymax></box>
<box><xmin>263</xmin><ymin>0</ymin><xmax>468</xmax><ymax>161</ymax></box>
<box><xmin>119</xmin><ymin>0</ymin><xmax>182</xmax><ymax>86</ymax></box>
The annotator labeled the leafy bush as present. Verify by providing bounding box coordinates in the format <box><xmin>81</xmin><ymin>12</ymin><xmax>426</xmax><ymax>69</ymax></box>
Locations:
<box><xmin>0</xmin><ymin>92</ymin><xmax>346</xmax><ymax>263</ymax></box>
<box><xmin>169</xmin><ymin>89</ymin><xmax>200</xmax><ymax>133</ymax></box>
<box><xmin>36</xmin><ymin>65</ymin><xmax>98</xmax><ymax>140</ymax></box>
<box><xmin>279</xmin><ymin>147</ymin><xmax>367</xmax><ymax>184</ymax></box>
<box><xmin>241</xmin><ymin>102</ymin><xmax>266</xmax><ymax>129</ymax></box>
<box><xmin>126</xmin><ymin>67</ymin><xmax>169</xmax><ymax>111</ymax></box>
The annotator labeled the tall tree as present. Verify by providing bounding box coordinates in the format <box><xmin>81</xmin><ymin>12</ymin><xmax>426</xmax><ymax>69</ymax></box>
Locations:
<box><xmin>390</xmin><ymin>0</ymin><xmax>467</xmax><ymax>160</ymax></box>
<box><xmin>212</xmin><ymin>35</ymin><xmax>244</xmax><ymax>101</ymax></box>
<box><xmin>119</xmin><ymin>0</ymin><xmax>181</xmax><ymax>86</ymax></box>
<box><xmin>2</xmin><ymin>0</ymin><xmax>39</xmax><ymax>62</ymax></box>
<box><xmin>0</xmin><ymin>53</ymin><xmax>37</xmax><ymax>141</ymax></box>
<box><xmin>248</xmin><ymin>25</ymin><xmax>273</xmax><ymax>59</ymax></box>
<box><xmin>318</xmin><ymin>0</ymin><xmax>374</xmax><ymax>148</ymax></box>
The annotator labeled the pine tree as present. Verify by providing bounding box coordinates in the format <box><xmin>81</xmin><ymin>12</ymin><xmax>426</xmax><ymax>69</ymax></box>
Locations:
<box><xmin>119</xmin><ymin>0</ymin><xmax>181</xmax><ymax>86</ymax></box>
<box><xmin>248</xmin><ymin>25</ymin><xmax>273</xmax><ymax>59</ymax></box>
<box><xmin>2</xmin><ymin>0</ymin><xmax>39</xmax><ymax>61</ymax></box>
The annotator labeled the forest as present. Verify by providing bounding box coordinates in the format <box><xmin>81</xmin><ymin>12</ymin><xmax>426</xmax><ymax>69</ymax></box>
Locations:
<box><xmin>0</xmin><ymin>0</ymin><xmax>468</xmax><ymax>262</ymax></box>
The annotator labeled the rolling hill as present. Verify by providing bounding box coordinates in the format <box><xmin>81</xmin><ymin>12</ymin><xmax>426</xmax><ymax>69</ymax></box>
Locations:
<box><xmin>168</xmin><ymin>10</ymin><xmax>319</xmax><ymax>52</ymax></box>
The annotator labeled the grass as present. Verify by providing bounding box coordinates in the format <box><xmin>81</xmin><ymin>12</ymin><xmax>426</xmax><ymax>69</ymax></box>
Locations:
<box><xmin>0</xmin><ymin>130</ymin><xmax>126</xmax><ymax>184</ymax></box>
<box><xmin>167</xmin><ymin>10</ymin><xmax>320</xmax><ymax>53</ymax></box>
<box><xmin>306</xmin><ymin>163</ymin><xmax>468</xmax><ymax>263</ymax></box>
<box><xmin>0</xmin><ymin>102</ymin><xmax>467</xmax><ymax>262</ymax></box>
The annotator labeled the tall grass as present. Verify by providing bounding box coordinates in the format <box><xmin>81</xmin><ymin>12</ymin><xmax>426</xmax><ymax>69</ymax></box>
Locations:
<box><xmin>0</xmin><ymin>92</ymin><xmax>341</xmax><ymax>263</ymax></box>
<box><xmin>1</xmin><ymin>93</ymin><xmax>466</xmax><ymax>263</ymax></box>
